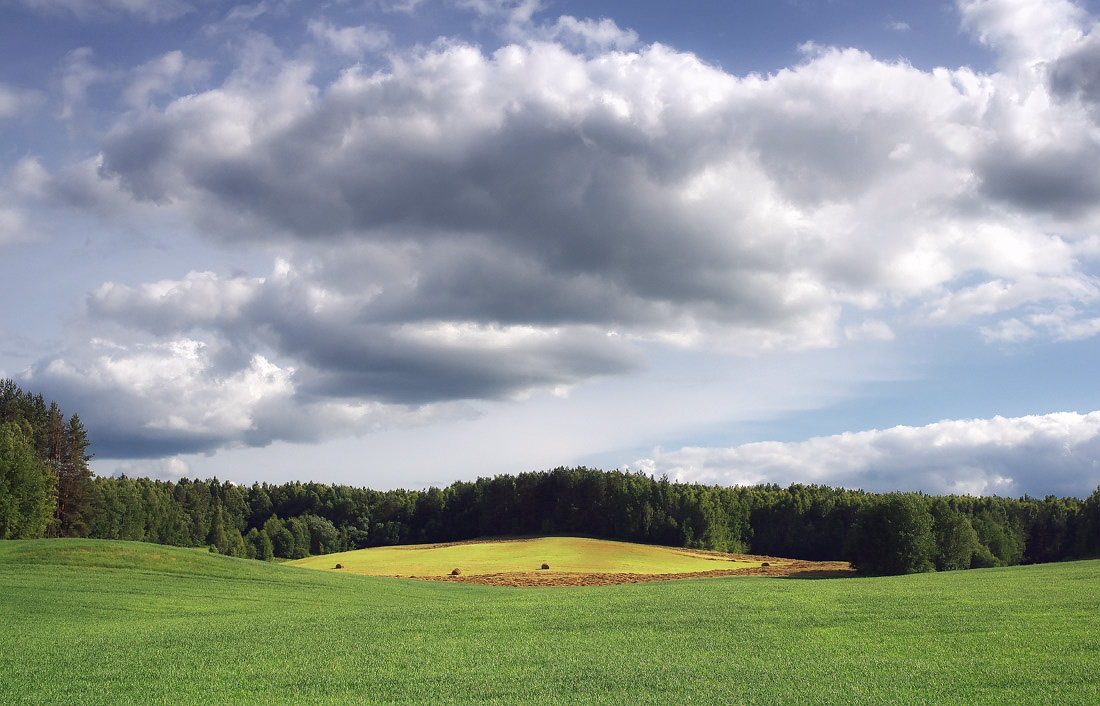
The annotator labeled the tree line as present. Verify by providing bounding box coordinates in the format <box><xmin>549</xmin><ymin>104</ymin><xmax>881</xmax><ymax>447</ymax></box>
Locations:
<box><xmin>3</xmin><ymin>379</ymin><xmax>1099</xmax><ymax>574</ymax></box>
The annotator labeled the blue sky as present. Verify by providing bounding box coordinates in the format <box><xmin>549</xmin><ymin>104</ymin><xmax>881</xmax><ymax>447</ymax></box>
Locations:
<box><xmin>3</xmin><ymin>0</ymin><xmax>1100</xmax><ymax>497</ymax></box>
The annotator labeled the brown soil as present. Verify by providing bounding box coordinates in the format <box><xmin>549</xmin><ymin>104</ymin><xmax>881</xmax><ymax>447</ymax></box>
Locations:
<box><xmin>398</xmin><ymin>537</ymin><xmax>537</xmax><ymax>551</ymax></box>
<box><xmin>399</xmin><ymin>557</ymin><xmax>854</xmax><ymax>587</ymax></box>
<box><xmin>380</xmin><ymin>538</ymin><xmax>854</xmax><ymax>586</ymax></box>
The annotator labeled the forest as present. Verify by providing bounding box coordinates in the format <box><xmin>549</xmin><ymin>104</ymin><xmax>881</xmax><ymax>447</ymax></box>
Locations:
<box><xmin>3</xmin><ymin>378</ymin><xmax>1099</xmax><ymax>575</ymax></box>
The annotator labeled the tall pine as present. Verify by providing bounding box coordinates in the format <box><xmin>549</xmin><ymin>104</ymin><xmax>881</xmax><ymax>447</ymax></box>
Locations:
<box><xmin>52</xmin><ymin>412</ymin><xmax>93</xmax><ymax>537</ymax></box>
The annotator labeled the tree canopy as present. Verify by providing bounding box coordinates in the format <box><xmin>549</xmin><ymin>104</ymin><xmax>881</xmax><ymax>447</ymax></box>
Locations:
<box><xmin>3</xmin><ymin>378</ymin><xmax>1099</xmax><ymax>575</ymax></box>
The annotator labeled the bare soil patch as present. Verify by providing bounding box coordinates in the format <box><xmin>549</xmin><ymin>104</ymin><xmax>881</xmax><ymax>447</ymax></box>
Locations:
<box><xmin>373</xmin><ymin>538</ymin><xmax>853</xmax><ymax>586</ymax></box>
<box><xmin>400</xmin><ymin>557</ymin><xmax>853</xmax><ymax>587</ymax></box>
<box><xmin>398</xmin><ymin>537</ymin><xmax>537</xmax><ymax>551</ymax></box>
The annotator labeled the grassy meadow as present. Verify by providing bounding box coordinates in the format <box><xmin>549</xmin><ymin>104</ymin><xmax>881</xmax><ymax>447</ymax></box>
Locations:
<box><xmin>1</xmin><ymin>539</ymin><xmax>1098</xmax><ymax>705</ymax></box>
<box><xmin>289</xmin><ymin>536</ymin><xmax>758</xmax><ymax>576</ymax></box>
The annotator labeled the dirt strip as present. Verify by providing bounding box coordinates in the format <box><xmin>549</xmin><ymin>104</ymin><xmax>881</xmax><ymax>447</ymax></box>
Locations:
<box><xmin>398</xmin><ymin>560</ymin><xmax>853</xmax><ymax>587</ymax></box>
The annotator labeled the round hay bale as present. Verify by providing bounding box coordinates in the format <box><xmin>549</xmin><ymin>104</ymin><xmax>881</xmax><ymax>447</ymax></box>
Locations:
<box><xmin>334</xmin><ymin>563</ymin><xmax>344</xmax><ymax>569</ymax></box>
<box><xmin>761</xmin><ymin>562</ymin><xmax>770</xmax><ymax>567</ymax></box>
<box><xmin>450</xmin><ymin>568</ymin><xmax>461</xmax><ymax>576</ymax></box>
<box><xmin>541</xmin><ymin>563</ymin><xmax>550</xmax><ymax>570</ymax></box>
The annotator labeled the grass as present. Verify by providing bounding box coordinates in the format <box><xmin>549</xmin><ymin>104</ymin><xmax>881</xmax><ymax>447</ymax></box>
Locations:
<box><xmin>289</xmin><ymin>536</ymin><xmax>758</xmax><ymax>576</ymax></box>
<box><xmin>1</xmin><ymin>539</ymin><xmax>1098</xmax><ymax>705</ymax></box>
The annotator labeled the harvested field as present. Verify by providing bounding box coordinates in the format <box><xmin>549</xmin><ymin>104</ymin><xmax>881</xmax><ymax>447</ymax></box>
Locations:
<box><xmin>291</xmin><ymin>536</ymin><xmax>853</xmax><ymax>585</ymax></box>
<box><xmin>412</xmin><ymin>558</ymin><xmax>852</xmax><ymax>586</ymax></box>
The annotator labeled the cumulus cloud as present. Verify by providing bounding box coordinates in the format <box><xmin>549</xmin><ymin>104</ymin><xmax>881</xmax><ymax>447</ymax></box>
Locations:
<box><xmin>20</xmin><ymin>255</ymin><xmax>641</xmax><ymax>455</ymax></box>
<box><xmin>630</xmin><ymin>411</ymin><xmax>1100</xmax><ymax>497</ymax></box>
<box><xmin>70</xmin><ymin>23</ymin><xmax>1100</xmax><ymax>341</ymax></box>
<box><xmin>20</xmin><ymin>334</ymin><xmax>480</xmax><ymax>458</ymax></box>
<box><xmin>959</xmin><ymin>0</ymin><xmax>1087</xmax><ymax>65</ymax></box>
<box><xmin>22</xmin><ymin>0</ymin><xmax>1100</xmax><ymax>460</ymax></box>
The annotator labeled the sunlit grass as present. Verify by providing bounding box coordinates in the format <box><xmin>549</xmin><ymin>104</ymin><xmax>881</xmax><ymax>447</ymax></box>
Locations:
<box><xmin>1</xmin><ymin>539</ymin><xmax>1097</xmax><ymax>705</ymax></box>
<box><xmin>289</xmin><ymin>536</ymin><xmax>757</xmax><ymax>576</ymax></box>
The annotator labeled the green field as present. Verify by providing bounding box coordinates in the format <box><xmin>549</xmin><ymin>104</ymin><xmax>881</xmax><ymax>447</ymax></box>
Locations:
<box><xmin>1</xmin><ymin>539</ymin><xmax>1097</xmax><ymax>705</ymax></box>
<box><xmin>289</xmin><ymin>536</ymin><xmax>758</xmax><ymax>576</ymax></box>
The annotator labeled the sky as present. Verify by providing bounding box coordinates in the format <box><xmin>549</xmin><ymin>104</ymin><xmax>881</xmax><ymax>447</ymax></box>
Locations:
<box><xmin>3</xmin><ymin>0</ymin><xmax>1100</xmax><ymax>498</ymax></box>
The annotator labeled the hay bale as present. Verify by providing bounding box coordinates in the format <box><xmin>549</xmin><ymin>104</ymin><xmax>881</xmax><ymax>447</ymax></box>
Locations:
<box><xmin>450</xmin><ymin>568</ymin><xmax>461</xmax><ymax>576</ymax></box>
<box><xmin>335</xmin><ymin>563</ymin><xmax>344</xmax><ymax>569</ymax></box>
<box><xmin>761</xmin><ymin>562</ymin><xmax>770</xmax><ymax>567</ymax></box>
<box><xmin>541</xmin><ymin>563</ymin><xmax>550</xmax><ymax>570</ymax></box>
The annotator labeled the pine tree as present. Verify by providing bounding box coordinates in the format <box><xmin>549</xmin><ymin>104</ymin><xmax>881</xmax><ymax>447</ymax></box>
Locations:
<box><xmin>53</xmin><ymin>413</ymin><xmax>93</xmax><ymax>537</ymax></box>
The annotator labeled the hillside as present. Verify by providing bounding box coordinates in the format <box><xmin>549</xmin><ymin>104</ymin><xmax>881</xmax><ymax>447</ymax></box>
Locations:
<box><xmin>1</xmin><ymin>539</ymin><xmax>1097</xmax><ymax>704</ymax></box>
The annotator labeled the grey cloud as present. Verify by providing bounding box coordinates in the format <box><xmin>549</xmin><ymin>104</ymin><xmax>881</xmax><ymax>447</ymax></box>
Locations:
<box><xmin>89</xmin><ymin>43</ymin><xmax>863</xmax><ymax>341</ymax></box>
<box><xmin>83</xmin><ymin>264</ymin><xmax>643</xmax><ymax>408</ymax></box>
<box><xmin>34</xmin><ymin>3</ymin><xmax>1100</xmax><ymax>460</ymax></box>
<box><xmin>1048</xmin><ymin>29</ymin><xmax>1100</xmax><ymax>108</ymax></box>
<box><xmin>18</xmin><ymin>333</ymin><xmax>483</xmax><ymax>459</ymax></box>
<box><xmin>75</xmin><ymin>34</ymin><xmax>1100</xmax><ymax>347</ymax></box>
<box><xmin>977</xmin><ymin>141</ymin><xmax>1100</xmax><ymax>218</ymax></box>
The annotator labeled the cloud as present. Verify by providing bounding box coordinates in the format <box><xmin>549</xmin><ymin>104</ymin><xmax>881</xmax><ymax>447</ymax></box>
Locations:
<box><xmin>959</xmin><ymin>0</ymin><xmax>1087</xmax><ymax>65</ymax></box>
<box><xmin>57</xmin><ymin>47</ymin><xmax>105</xmax><ymax>123</ymax></box>
<box><xmin>0</xmin><ymin>158</ymin><xmax>51</xmax><ymax>247</ymax></box>
<box><xmin>111</xmin><ymin>456</ymin><xmax>193</xmax><ymax>480</ymax></box>
<box><xmin>1048</xmin><ymin>24</ymin><xmax>1100</xmax><ymax>117</ymax></box>
<box><xmin>81</xmin><ymin>260</ymin><xmax>643</xmax><ymax>403</ymax></box>
<box><xmin>308</xmin><ymin>20</ymin><xmax>393</xmax><ymax>57</ymax></box>
<box><xmin>72</xmin><ymin>31</ymin><xmax>1100</xmax><ymax>338</ymax></box>
<box><xmin>0</xmin><ymin>83</ymin><xmax>44</xmax><ymax>119</ymax></box>
<box><xmin>545</xmin><ymin>16</ymin><xmax>639</xmax><ymax>52</ymax></box>
<box><xmin>20</xmin><ymin>334</ymin><xmax>480</xmax><ymax>458</ymax></box>
<box><xmin>123</xmin><ymin>51</ymin><xmax>211</xmax><ymax>110</ymax></box>
<box><xmin>23</xmin><ymin>0</ymin><xmax>1100</xmax><ymax>460</ymax></box>
<box><xmin>19</xmin><ymin>255</ymin><xmax>642</xmax><ymax>456</ymax></box>
<box><xmin>630</xmin><ymin>411</ymin><xmax>1100</xmax><ymax>497</ymax></box>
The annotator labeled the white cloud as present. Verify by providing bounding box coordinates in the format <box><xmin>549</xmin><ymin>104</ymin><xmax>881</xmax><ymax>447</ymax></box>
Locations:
<box><xmin>123</xmin><ymin>51</ymin><xmax>211</xmax><ymax>110</ymax></box>
<box><xmin>0</xmin><ymin>83</ymin><xmax>44</xmax><ymax>119</ymax></box>
<box><xmin>111</xmin><ymin>456</ymin><xmax>192</xmax><ymax>480</ymax></box>
<box><xmin>308</xmin><ymin>20</ymin><xmax>393</xmax><ymax>57</ymax></box>
<box><xmin>21</xmin><ymin>0</ymin><xmax>1100</xmax><ymax>462</ymax></box>
<box><xmin>58</xmin><ymin>47</ymin><xmax>105</xmax><ymax>123</ymax></box>
<box><xmin>0</xmin><ymin>158</ymin><xmax>51</xmax><ymax>247</ymax></box>
<box><xmin>546</xmin><ymin>16</ymin><xmax>639</xmax><ymax>52</ymax></box>
<box><xmin>631</xmin><ymin>411</ymin><xmax>1100</xmax><ymax>497</ymax></box>
<box><xmin>64</xmin><ymin>33</ymin><xmax>1100</xmax><ymax>348</ymax></box>
<box><xmin>959</xmin><ymin>0</ymin><xmax>1086</xmax><ymax>65</ymax></box>
<box><xmin>21</xmin><ymin>333</ymin><xmax>480</xmax><ymax>458</ymax></box>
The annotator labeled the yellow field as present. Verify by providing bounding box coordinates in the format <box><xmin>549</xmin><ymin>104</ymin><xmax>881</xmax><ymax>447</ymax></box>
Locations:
<box><xmin>289</xmin><ymin>536</ymin><xmax>759</xmax><ymax>578</ymax></box>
